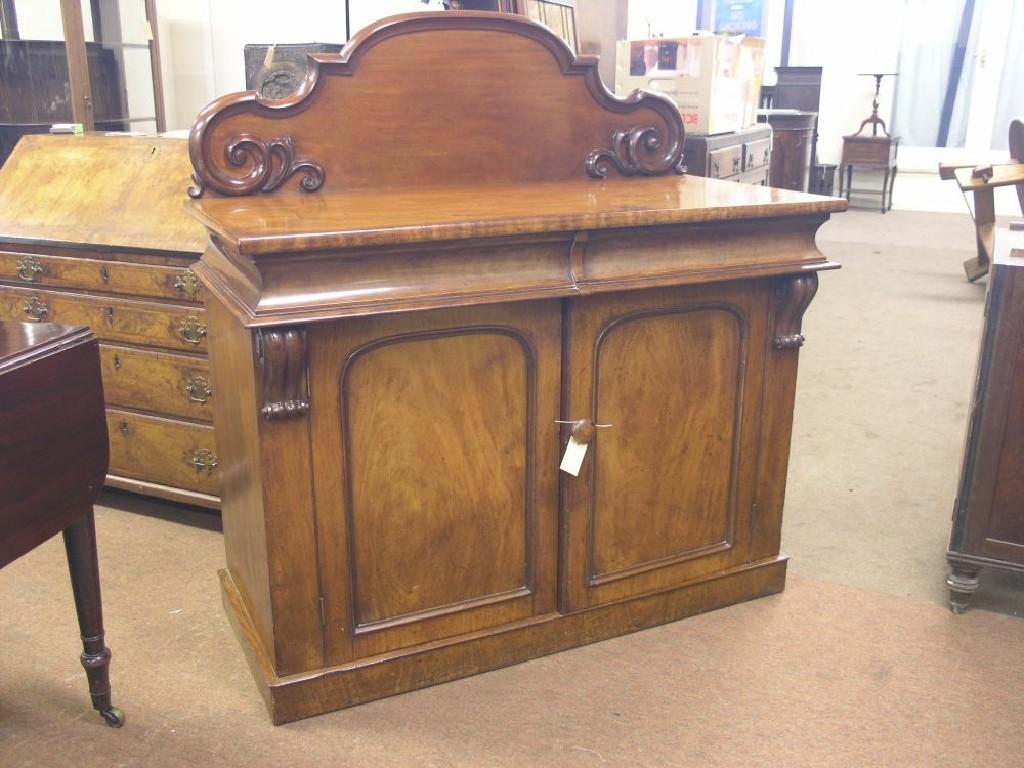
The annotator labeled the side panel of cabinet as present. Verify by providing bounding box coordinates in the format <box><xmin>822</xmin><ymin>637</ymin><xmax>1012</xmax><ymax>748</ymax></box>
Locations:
<box><xmin>562</xmin><ymin>282</ymin><xmax>769</xmax><ymax>609</ymax></box>
<box><xmin>961</xmin><ymin>265</ymin><xmax>1024</xmax><ymax>564</ymax></box>
<box><xmin>310</xmin><ymin>300</ymin><xmax>561</xmax><ymax>665</ymax></box>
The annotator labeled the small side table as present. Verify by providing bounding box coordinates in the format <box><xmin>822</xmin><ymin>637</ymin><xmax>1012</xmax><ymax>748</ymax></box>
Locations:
<box><xmin>0</xmin><ymin>322</ymin><xmax>124</xmax><ymax>727</ymax></box>
<box><xmin>839</xmin><ymin>134</ymin><xmax>900</xmax><ymax>213</ymax></box>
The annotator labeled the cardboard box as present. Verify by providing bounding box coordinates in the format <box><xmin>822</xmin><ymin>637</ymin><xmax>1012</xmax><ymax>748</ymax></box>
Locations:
<box><xmin>615</xmin><ymin>34</ymin><xmax>765</xmax><ymax>136</ymax></box>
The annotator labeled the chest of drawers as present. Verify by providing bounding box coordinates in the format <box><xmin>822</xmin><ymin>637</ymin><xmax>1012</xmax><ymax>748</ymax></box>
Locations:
<box><xmin>0</xmin><ymin>135</ymin><xmax>220</xmax><ymax>508</ymax></box>
<box><xmin>681</xmin><ymin>124</ymin><xmax>772</xmax><ymax>185</ymax></box>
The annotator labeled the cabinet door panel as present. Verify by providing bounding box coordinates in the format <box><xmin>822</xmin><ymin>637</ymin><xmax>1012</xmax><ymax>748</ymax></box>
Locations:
<box><xmin>590</xmin><ymin>308</ymin><xmax>741</xmax><ymax>581</ymax></box>
<box><xmin>564</xmin><ymin>283</ymin><xmax>768</xmax><ymax>609</ymax></box>
<box><xmin>311</xmin><ymin>301</ymin><xmax>561</xmax><ymax>664</ymax></box>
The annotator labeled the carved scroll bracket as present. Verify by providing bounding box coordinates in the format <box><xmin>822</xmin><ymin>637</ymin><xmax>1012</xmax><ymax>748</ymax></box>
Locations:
<box><xmin>772</xmin><ymin>273</ymin><xmax>819</xmax><ymax>350</ymax></box>
<box><xmin>586</xmin><ymin>125</ymin><xmax>686</xmax><ymax>179</ymax></box>
<box><xmin>256</xmin><ymin>327</ymin><xmax>310</xmax><ymax>420</ymax></box>
<box><xmin>188</xmin><ymin>134</ymin><xmax>324</xmax><ymax>199</ymax></box>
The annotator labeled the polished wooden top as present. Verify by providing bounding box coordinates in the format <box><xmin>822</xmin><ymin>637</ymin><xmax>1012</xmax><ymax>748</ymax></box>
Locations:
<box><xmin>191</xmin><ymin>175</ymin><xmax>845</xmax><ymax>255</ymax></box>
<box><xmin>0</xmin><ymin>322</ymin><xmax>93</xmax><ymax>372</ymax></box>
<box><xmin>0</xmin><ymin>134</ymin><xmax>206</xmax><ymax>253</ymax></box>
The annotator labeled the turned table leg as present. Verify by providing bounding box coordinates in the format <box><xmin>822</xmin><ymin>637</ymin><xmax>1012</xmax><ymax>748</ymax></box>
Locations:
<box><xmin>946</xmin><ymin>566</ymin><xmax>981</xmax><ymax>614</ymax></box>
<box><xmin>62</xmin><ymin>510</ymin><xmax>124</xmax><ymax>727</ymax></box>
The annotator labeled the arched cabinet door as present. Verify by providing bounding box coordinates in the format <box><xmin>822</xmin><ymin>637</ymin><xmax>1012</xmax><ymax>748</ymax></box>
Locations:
<box><xmin>560</xmin><ymin>281</ymin><xmax>771</xmax><ymax>610</ymax></box>
<box><xmin>308</xmin><ymin>300</ymin><xmax>561</xmax><ymax>665</ymax></box>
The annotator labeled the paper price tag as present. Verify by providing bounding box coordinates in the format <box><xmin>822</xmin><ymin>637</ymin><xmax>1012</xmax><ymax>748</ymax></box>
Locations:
<box><xmin>559</xmin><ymin>436</ymin><xmax>588</xmax><ymax>476</ymax></box>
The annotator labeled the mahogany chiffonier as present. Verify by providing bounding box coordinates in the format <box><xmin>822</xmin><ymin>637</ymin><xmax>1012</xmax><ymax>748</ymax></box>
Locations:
<box><xmin>947</xmin><ymin>229</ymin><xmax>1024</xmax><ymax>612</ymax></box>
<box><xmin>185</xmin><ymin>12</ymin><xmax>846</xmax><ymax>723</ymax></box>
<box><xmin>0</xmin><ymin>135</ymin><xmax>221</xmax><ymax>509</ymax></box>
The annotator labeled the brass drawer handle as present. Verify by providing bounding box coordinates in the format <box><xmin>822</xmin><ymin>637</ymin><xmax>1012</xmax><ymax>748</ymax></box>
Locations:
<box><xmin>118</xmin><ymin>418</ymin><xmax>129</xmax><ymax>435</ymax></box>
<box><xmin>23</xmin><ymin>295</ymin><xmax>48</xmax><ymax>321</ymax></box>
<box><xmin>16</xmin><ymin>256</ymin><xmax>45</xmax><ymax>283</ymax></box>
<box><xmin>174</xmin><ymin>268</ymin><xmax>201</xmax><ymax>300</ymax></box>
<box><xmin>100</xmin><ymin>265</ymin><xmax>111</xmax><ymax>283</ymax></box>
<box><xmin>190</xmin><ymin>448</ymin><xmax>218</xmax><ymax>473</ymax></box>
<box><xmin>185</xmin><ymin>374</ymin><xmax>213</xmax><ymax>403</ymax></box>
<box><xmin>178</xmin><ymin>315</ymin><xmax>207</xmax><ymax>345</ymax></box>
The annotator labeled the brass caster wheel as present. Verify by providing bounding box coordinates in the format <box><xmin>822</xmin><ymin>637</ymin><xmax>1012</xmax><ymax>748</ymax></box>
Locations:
<box><xmin>100</xmin><ymin>706</ymin><xmax>125</xmax><ymax>728</ymax></box>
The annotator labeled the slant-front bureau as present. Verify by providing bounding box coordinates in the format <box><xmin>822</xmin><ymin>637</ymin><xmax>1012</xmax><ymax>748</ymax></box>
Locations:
<box><xmin>186</xmin><ymin>11</ymin><xmax>846</xmax><ymax>723</ymax></box>
<box><xmin>0</xmin><ymin>136</ymin><xmax>220</xmax><ymax>508</ymax></box>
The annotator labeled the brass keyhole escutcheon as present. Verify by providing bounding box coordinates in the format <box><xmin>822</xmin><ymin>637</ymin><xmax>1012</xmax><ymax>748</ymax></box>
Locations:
<box><xmin>16</xmin><ymin>256</ymin><xmax>44</xmax><ymax>283</ymax></box>
<box><xmin>113</xmin><ymin>354</ymin><xmax>121</xmax><ymax>370</ymax></box>
<box><xmin>185</xmin><ymin>374</ymin><xmax>213</xmax><ymax>403</ymax></box>
<box><xmin>190</xmin><ymin>448</ymin><xmax>218</xmax><ymax>473</ymax></box>
<box><xmin>104</xmin><ymin>307</ymin><xmax>115</xmax><ymax>325</ymax></box>
<box><xmin>177</xmin><ymin>315</ymin><xmax>207</xmax><ymax>345</ymax></box>
<box><xmin>118</xmin><ymin>418</ymin><xmax>129</xmax><ymax>435</ymax></box>
<box><xmin>23</xmin><ymin>296</ymin><xmax>48</xmax><ymax>321</ymax></box>
<box><xmin>100</xmin><ymin>265</ymin><xmax>111</xmax><ymax>283</ymax></box>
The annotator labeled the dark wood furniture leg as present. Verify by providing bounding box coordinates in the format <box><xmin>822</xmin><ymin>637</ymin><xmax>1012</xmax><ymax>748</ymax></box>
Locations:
<box><xmin>946</xmin><ymin>565</ymin><xmax>981</xmax><ymax>614</ymax></box>
<box><xmin>888</xmin><ymin>165</ymin><xmax>897</xmax><ymax>211</ymax></box>
<box><xmin>881</xmin><ymin>168</ymin><xmax>890</xmax><ymax>214</ymax></box>
<box><xmin>62</xmin><ymin>509</ymin><xmax>124</xmax><ymax>727</ymax></box>
<box><xmin>846</xmin><ymin>165</ymin><xmax>853</xmax><ymax>201</ymax></box>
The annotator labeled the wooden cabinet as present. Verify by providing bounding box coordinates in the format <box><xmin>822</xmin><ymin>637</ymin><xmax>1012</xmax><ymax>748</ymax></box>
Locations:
<box><xmin>682</xmin><ymin>124</ymin><xmax>771</xmax><ymax>185</ymax></box>
<box><xmin>947</xmin><ymin>230</ymin><xmax>1024</xmax><ymax>611</ymax></box>
<box><xmin>0</xmin><ymin>135</ymin><xmax>217</xmax><ymax>508</ymax></box>
<box><xmin>185</xmin><ymin>12</ymin><xmax>844</xmax><ymax>723</ymax></box>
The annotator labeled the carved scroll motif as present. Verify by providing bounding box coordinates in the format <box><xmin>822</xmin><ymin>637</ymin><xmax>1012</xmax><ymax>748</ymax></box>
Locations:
<box><xmin>772</xmin><ymin>273</ymin><xmax>819</xmax><ymax>350</ymax></box>
<box><xmin>586</xmin><ymin>125</ymin><xmax>686</xmax><ymax>179</ymax></box>
<box><xmin>188</xmin><ymin>135</ymin><xmax>324</xmax><ymax>199</ymax></box>
<box><xmin>256</xmin><ymin>327</ymin><xmax>310</xmax><ymax>420</ymax></box>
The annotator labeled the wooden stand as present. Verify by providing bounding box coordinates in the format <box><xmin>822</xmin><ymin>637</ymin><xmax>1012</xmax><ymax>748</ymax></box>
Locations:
<box><xmin>838</xmin><ymin>73</ymin><xmax>899</xmax><ymax>214</ymax></box>
<box><xmin>186</xmin><ymin>11</ymin><xmax>846</xmax><ymax>724</ymax></box>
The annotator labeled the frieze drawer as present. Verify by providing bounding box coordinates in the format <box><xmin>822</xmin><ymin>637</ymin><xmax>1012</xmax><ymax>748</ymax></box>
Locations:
<box><xmin>0</xmin><ymin>285</ymin><xmax>208</xmax><ymax>352</ymax></box>
<box><xmin>0</xmin><ymin>250</ymin><xmax>203</xmax><ymax>302</ymax></box>
<box><xmin>100</xmin><ymin>344</ymin><xmax>213</xmax><ymax>422</ymax></box>
<box><xmin>106</xmin><ymin>409</ymin><xmax>219</xmax><ymax>496</ymax></box>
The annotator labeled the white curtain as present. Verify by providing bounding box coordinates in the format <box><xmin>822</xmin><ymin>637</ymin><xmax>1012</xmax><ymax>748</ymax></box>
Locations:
<box><xmin>990</xmin><ymin>0</ymin><xmax>1024</xmax><ymax>151</ymax></box>
<box><xmin>890</xmin><ymin>0</ymin><xmax>982</xmax><ymax>148</ymax></box>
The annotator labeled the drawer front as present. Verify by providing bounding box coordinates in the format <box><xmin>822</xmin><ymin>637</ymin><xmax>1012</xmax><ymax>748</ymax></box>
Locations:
<box><xmin>841</xmin><ymin>139</ymin><xmax>895</xmax><ymax>165</ymax></box>
<box><xmin>708</xmin><ymin>145</ymin><xmax>743</xmax><ymax>179</ymax></box>
<box><xmin>0</xmin><ymin>251</ymin><xmax>203</xmax><ymax>302</ymax></box>
<box><xmin>0</xmin><ymin>286</ymin><xmax>208</xmax><ymax>352</ymax></box>
<box><xmin>743</xmin><ymin>139</ymin><xmax>771</xmax><ymax>172</ymax></box>
<box><xmin>735</xmin><ymin>167</ymin><xmax>769</xmax><ymax>186</ymax></box>
<box><xmin>100</xmin><ymin>344</ymin><xmax>213</xmax><ymax>422</ymax></box>
<box><xmin>106</xmin><ymin>409</ymin><xmax>219</xmax><ymax>496</ymax></box>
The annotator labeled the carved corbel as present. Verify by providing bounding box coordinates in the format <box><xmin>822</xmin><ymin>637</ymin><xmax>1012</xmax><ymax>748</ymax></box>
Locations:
<box><xmin>772</xmin><ymin>273</ymin><xmax>819</xmax><ymax>350</ymax></box>
<box><xmin>255</xmin><ymin>327</ymin><xmax>310</xmax><ymax>419</ymax></box>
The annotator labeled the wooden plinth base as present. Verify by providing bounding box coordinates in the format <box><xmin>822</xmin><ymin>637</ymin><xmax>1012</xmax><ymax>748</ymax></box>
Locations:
<box><xmin>220</xmin><ymin>557</ymin><xmax>788</xmax><ymax>725</ymax></box>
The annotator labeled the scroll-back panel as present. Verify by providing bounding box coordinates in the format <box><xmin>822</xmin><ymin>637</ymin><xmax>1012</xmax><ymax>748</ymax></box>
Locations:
<box><xmin>188</xmin><ymin>12</ymin><xmax>684</xmax><ymax>198</ymax></box>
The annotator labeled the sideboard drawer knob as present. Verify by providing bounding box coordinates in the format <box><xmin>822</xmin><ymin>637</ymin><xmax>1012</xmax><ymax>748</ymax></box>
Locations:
<box><xmin>23</xmin><ymin>295</ymin><xmax>48</xmax><ymax>321</ymax></box>
<box><xmin>178</xmin><ymin>315</ymin><xmax>207</xmax><ymax>345</ymax></box>
<box><xmin>16</xmin><ymin>256</ymin><xmax>45</xmax><ymax>283</ymax></box>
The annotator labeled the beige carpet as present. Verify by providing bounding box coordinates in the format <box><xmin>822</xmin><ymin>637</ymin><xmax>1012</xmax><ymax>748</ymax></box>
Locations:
<box><xmin>2</xmin><ymin>209</ymin><xmax>1023</xmax><ymax>766</ymax></box>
